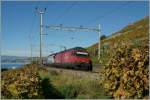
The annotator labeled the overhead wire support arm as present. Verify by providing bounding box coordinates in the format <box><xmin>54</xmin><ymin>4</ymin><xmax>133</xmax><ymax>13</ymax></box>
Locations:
<box><xmin>45</xmin><ymin>25</ymin><xmax>100</xmax><ymax>33</ymax></box>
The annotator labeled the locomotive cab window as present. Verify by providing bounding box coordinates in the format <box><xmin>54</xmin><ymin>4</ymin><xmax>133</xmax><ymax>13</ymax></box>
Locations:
<box><xmin>75</xmin><ymin>51</ymin><xmax>89</xmax><ymax>57</ymax></box>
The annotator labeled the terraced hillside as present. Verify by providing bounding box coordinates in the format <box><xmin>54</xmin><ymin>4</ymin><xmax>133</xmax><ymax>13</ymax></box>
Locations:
<box><xmin>87</xmin><ymin>16</ymin><xmax>149</xmax><ymax>64</ymax></box>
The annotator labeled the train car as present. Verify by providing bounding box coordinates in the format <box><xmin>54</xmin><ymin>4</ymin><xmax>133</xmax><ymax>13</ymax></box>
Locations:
<box><xmin>46</xmin><ymin>47</ymin><xmax>92</xmax><ymax>71</ymax></box>
<box><xmin>47</xmin><ymin>54</ymin><xmax>55</xmax><ymax>64</ymax></box>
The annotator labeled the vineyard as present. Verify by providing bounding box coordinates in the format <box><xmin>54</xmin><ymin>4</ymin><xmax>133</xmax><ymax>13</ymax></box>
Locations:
<box><xmin>1</xmin><ymin>16</ymin><xmax>149</xmax><ymax>99</ymax></box>
<box><xmin>88</xmin><ymin>16</ymin><xmax>149</xmax><ymax>99</ymax></box>
<box><xmin>87</xmin><ymin>16</ymin><xmax>149</xmax><ymax>65</ymax></box>
<box><xmin>100</xmin><ymin>39</ymin><xmax>149</xmax><ymax>99</ymax></box>
<box><xmin>1</xmin><ymin>64</ymin><xmax>44</xmax><ymax>99</ymax></box>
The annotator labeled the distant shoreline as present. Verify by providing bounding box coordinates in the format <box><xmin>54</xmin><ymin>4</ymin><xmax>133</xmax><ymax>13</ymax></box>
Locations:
<box><xmin>1</xmin><ymin>62</ymin><xmax>30</xmax><ymax>64</ymax></box>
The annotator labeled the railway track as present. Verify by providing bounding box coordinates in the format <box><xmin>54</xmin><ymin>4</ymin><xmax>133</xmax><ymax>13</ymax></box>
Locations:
<box><xmin>44</xmin><ymin>64</ymin><xmax>104</xmax><ymax>81</ymax></box>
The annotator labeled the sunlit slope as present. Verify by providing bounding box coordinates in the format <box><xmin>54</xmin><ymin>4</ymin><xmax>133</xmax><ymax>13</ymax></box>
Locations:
<box><xmin>87</xmin><ymin>16</ymin><xmax>149</xmax><ymax>59</ymax></box>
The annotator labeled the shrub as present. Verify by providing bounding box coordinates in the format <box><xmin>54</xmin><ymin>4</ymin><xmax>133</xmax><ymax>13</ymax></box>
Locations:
<box><xmin>1</xmin><ymin>64</ymin><xmax>44</xmax><ymax>99</ymax></box>
<box><xmin>100</xmin><ymin>40</ymin><xmax>149</xmax><ymax>99</ymax></box>
<box><xmin>58</xmin><ymin>84</ymin><xmax>80</xmax><ymax>98</ymax></box>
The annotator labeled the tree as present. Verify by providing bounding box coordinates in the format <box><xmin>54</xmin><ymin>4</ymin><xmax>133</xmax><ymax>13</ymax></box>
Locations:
<box><xmin>100</xmin><ymin>35</ymin><xmax>106</xmax><ymax>40</ymax></box>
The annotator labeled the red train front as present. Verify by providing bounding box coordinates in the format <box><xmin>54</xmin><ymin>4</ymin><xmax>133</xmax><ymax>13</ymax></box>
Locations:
<box><xmin>45</xmin><ymin>47</ymin><xmax>92</xmax><ymax>71</ymax></box>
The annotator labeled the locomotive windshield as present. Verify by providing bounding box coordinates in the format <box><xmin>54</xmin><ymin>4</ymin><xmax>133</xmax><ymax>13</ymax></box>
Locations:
<box><xmin>75</xmin><ymin>51</ymin><xmax>89</xmax><ymax>57</ymax></box>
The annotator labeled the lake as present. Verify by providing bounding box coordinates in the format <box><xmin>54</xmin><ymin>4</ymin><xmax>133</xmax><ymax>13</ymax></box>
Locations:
<box><xmin>1</xmin><ymin>63</ymin><xmax>28</xmax><ymax>69</ymax></box>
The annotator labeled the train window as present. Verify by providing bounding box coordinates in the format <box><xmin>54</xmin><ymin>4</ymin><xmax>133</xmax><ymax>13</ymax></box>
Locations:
<box><xmin>75</xmin><ymin>51</ymin><xmax>89</xmax><ymax>57</ymax></box>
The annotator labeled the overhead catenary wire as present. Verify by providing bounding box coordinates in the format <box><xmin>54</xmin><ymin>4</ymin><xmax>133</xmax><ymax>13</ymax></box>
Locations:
<box><xmin>28</xmin><ymin>2</ymin><xmax>40</xmax><ymax>60</ymax></box>
<box><xmin>44</xmin><ymin>1</ymin><xmax>49</xmax><ymax>10</ymax></box>
<box><xmin>29</xmin><ymin>1</ymin><xmax>41</xmax><ymax>39</ymax></box>
<box><xmin>53</xmin><ymin>1</ymin><xmax>77</xmax><ymax>24</ymax></box>
<box><xmin>47</xmin><ymin>44</ymin><xmax>67</xmax><ymax>51</ymax></box>
<box><xmin>86</xmin><ymin>1</ymin><xmax>131</xmax><ymax>25</ymax></box>
<box><xmin>33</xmin><ymin>1</ymin><xmax>129</xmax><ymax>61</ymax></box>
<box><xmin>45</xmin><ymin>24</ymin><xmax>101</xmax><ymax>60</ymax></box>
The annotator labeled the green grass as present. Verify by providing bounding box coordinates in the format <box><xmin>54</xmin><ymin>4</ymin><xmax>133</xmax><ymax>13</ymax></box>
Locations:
<box><xmin>38</xmin><ymin>69</ymin><xmax>111</xmax><ymax>99</ymax></box>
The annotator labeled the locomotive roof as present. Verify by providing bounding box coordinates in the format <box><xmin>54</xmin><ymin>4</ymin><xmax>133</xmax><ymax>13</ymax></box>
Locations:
<box><xmin>48</xmin><ymin>47</ymin><xmax>87</xmax><ymax>57</ymax></box>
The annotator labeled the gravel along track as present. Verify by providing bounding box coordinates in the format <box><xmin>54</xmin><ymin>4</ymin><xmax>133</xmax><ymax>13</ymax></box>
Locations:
<box><xmin>44</xmin><ymin>64</ymin><xmax>104</xmax><ymax>81</ymax></box>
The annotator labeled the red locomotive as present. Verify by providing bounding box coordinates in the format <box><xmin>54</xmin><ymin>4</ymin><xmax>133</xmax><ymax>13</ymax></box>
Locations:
<box><xmin>45</xmin><ymin>47</ymin><xmax>92</xmax><ymax>71</ymax></box>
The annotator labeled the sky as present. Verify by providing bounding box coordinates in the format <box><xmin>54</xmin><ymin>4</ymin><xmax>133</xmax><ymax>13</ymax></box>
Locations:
<box><xmin>1</xmin><ymin>1</ymin><xmax>149</xmax><ymax>57</ymax></box>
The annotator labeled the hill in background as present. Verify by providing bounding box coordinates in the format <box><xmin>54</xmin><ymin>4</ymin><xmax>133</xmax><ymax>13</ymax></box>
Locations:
<box><xmin>87</xmin><ymin>16</ymin><xmax>149</xmax><ymax>64</ymax></box>
<box><xmin>1</xmin><ymin>56</ymin><xmax>30</xmax><ymax>63</ymax></box>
